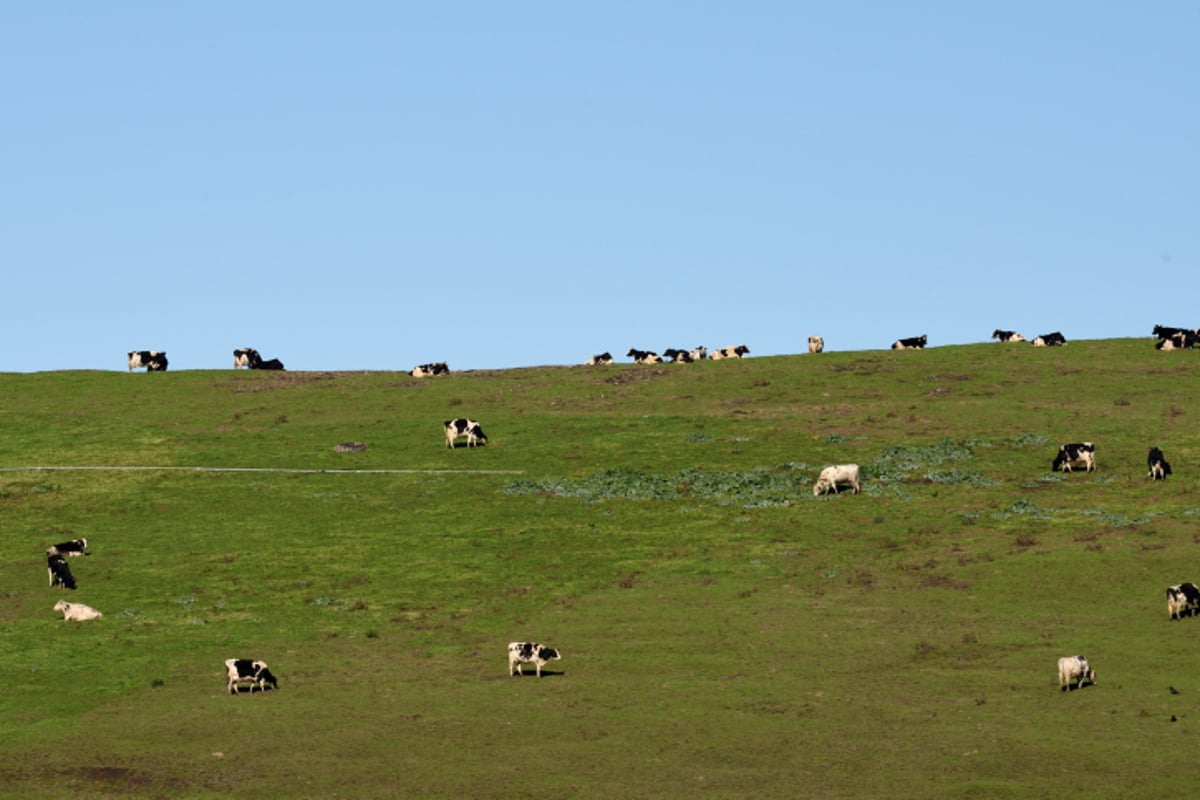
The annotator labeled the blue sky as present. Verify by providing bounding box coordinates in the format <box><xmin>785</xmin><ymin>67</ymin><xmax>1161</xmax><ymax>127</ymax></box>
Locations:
<box><xmin>4</xmin><ymin>3</ymin><xmax>1196</xmax><ymax>372</ymax></box>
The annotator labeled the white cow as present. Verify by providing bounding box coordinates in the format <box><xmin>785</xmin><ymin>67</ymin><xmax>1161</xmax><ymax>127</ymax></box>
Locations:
<box><xmin>808</xmin><ymin>335</ymin><xmax>824</xmax><ymax>354</ymax></box>
<box><xmin>813</xmin><ymin>464</ymin><xmax>861</xmax><ymax>496</ymax></box>
<box><xmin>1057</xmin><ymin>655</ymin><xmax>1095</xmax><ymax>691</ymax></box>
<box><xmin>53</xmin><ymin>600</ymin><xmax>102</xmax><ymax>621</ymax></box>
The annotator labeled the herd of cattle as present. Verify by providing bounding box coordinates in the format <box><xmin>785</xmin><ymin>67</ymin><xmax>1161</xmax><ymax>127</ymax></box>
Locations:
<box><xmin>118</xmin><ymin>324</ymin><xmax>1200</xmax><ymax>374</ymax></box>
<box><xmin>86</xmin><ymin>323</ymin><xmax>1200</xmax><ymax>693</ymax></box>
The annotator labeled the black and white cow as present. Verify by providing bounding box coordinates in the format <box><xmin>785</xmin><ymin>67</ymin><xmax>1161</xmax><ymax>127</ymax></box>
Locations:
<box><xmin>508</xmin><ymin>642</ymin><xmax>562</xmax><ymax>677</ymax></box>
<box><xmin>225</xmin><ymin>658</ymin><xmax>279</xmax><ymax>694</ymax></box>
<box><xmin>688</xmin><ymin>346</ymin><xmax>708</xmax><ymax>361</ymax></box>
<box><xmin>47</xmin><ymin>538</ymin><xmax>88</xmax><ymax>558</ymax></box>
<box><xmin>1031</xmin><ymin>332</ymin><xmax>1067</xmax><ymax>347</ymax></box>
<box><xmin>47</xmin><ymin>553</ymin><xmax>76</xmax><ymax>590</ymax></box>
<box><xmin>1156</xmin><ymin>330</ymin><xmax>1198</xmax><ymax>350</ymax></box>
<box><xmin>1052</xmin><ymin>442</ymin><xmax>1095</xmax><ymax>473</ymax></box>
<box><xmin>627</xmin><ymin>348</ymin><xmax>662</xmax><ymax>365</ymax></box>
<box><xmin>663</xmin><ymin>348</ymin><xmax>695</xmax><ymax>363</ymax></box>
<box><xmin>992</xmin><ymin>329</ymin><xmax>1027</xmax><ymax>343</ymax></box>
<box><xmin>444</xmin><ymin>418</ymin><xmax>487</xmax><ymax>448</ymax></box>
<box><xmin>1167</xmin><ymin>582</ymin><xmax>1200</xmax><ymax>620</ymax></box>
<box><xmin>233</xmin><ymin>348</ymin><xmax>260</xmax><ymax>368</ymax></box>
<box><xmin>891</xmin><ymin>335</ymin><xmax>926</xmax><ymax>350</ymax></box>
<box><xmin>1148</xmin><ymin>447</ymin><xmax>1172</xmax><ymax>480</ymax></box>
<box><xmin>1153</xmin><ymin>324</ymin><xmax>1194</xmax><ymax>341</ymax></box>
<box><xmin>585</xmin><ymin>352</ymin><xmax>613</xmax><ymax>366</ymax></box>
<box><xmin>1057</xmin><ymin>655</ymin><xmax>1095</xmax><ymax>691</ymax></box>
<box><xmin>710</xmin><ymin>345</ymin><xmax>750</xmax><ymax>360</ymax></box>
<box><xmin>411</xmin><ymin>362</ymin><xmax>450</xmax><ymax>377</ymax></box>
<box><xmin>128</xmin><ymin>351</ymin><xmax>169</xmax><ymax>371</ymax></box>
<box><xmin>808</xmin><ymin>335</ymin><xmax>824</xmax><ymax>354</ymax></box>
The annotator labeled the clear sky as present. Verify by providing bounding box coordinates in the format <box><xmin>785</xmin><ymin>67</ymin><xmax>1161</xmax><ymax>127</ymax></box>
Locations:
<box><xmin>4</xmin><ymin>3</ymin><xmax>1196</xmax><ymax>372</ymax></box>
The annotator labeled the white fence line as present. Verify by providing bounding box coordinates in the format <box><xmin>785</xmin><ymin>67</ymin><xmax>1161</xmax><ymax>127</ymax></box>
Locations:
<box><xmin>0</xmin><ymin>465</ymin><xmax>524</xmax><ymax>476</ymax></box>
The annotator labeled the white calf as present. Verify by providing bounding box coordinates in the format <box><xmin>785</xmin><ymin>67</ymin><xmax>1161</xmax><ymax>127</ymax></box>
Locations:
<box><xmin>53</xmin><ymin>600</ymin><xmax>102</xmax><ymax>621</ymax></box>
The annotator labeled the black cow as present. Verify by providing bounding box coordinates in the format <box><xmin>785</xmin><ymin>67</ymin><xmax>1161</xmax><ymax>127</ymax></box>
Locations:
<box><xmin>47</xmin><ymin>554</ymin><xmax>76</xmax><ymax>590</ymax></box>
<box><xmin>47</xmin><ymin>538</ymin><xmax>88</xmax><ymax>558</ymax></box>
<box><xmin>444</xmin><ymin>418</ymin><xmax>487</xmax><ymax>448</ymax></box>
<box><xmin>507</xmin><ymin>642</ymin><xmax>562</xmax><ymax>677</ymax></box>
<box><xmin>891</xmin><ymin>335</ymin><xmax>927</xmax><ymax>350</ymax></box>
<box><xmin>225</xmin><ymin>658</ymin><xmax>279</xmax><ymax>694</ymax></box>
<box><xmin>128</xmin><ymin>351</ymin><xmax>168</xmax><ymax>371</ymax></box>
<box><xmin>1052</xmin><ymin>442</ymin><xmax>1095</xmax><ymax>473</ymax></box>
<box><xmin>1148</xmin><ymin>447</ymin><xmax>1172</xmax><ymax>480</ymax></box>
<box><xmin>1032</xmin><ymin>332</ymin><xmax>1067</xmax><ymax>347</ymax></box>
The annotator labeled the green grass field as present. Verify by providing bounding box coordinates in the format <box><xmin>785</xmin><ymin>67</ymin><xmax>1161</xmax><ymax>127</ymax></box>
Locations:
<box><xmin>2</xmin><ymin>339</ymin><xmax>1198</xmax><ymax>798</ymax></box>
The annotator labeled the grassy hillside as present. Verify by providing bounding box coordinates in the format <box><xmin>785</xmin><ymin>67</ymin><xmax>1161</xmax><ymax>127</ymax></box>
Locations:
<box><xmin>2</xmin><ymin>338</ymin><xmax>1198</xmax><ymax>798</ymax></box>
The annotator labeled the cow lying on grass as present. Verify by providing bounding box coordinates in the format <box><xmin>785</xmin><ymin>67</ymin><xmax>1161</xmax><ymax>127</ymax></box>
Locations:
<box><xmin>53</xmin><ymin>600</ymin><xmax>102</xmax><ymax>621</ymax></box>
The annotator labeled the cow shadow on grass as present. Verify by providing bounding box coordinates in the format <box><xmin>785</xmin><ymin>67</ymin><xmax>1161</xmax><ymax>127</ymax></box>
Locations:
<box><xmin>229</xmin><ymin>685</ymin><xmax>279</xmax><ymax>695</ymax></box>
<box><xmin>511</xmin><ymin>670</ymin><xmax>565</xmax><ymax>679</ymax></box>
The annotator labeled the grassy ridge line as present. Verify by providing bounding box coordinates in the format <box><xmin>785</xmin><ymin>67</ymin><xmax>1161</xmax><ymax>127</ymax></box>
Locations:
<box><xmin>2</xmin><ymin>338</ymin><xmax>1200</xmax><ymax>798</ymax></box>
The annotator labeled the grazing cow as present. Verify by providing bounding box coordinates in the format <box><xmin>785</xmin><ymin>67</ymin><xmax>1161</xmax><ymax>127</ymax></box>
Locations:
<box><xmin>813</xmin><ymin>464</ymin><xmax>861</xmax><ymax>496</ymax></box>
<box><xmin>127</xmin><ymin>351</ymin><xmax>168</xmax><ymax>371</ymax></box>
<box><xmin>808</xmin><ymin>335</ymin><xmax>824</xmax><ymax>354</ymax></box>
<box><xmin>1052</xmin><ymin>442</ymin><xmax>1095</xmax><ymax>473</ymax></box>
<box><xmin>225</xmin><ymin>658</ymin><xmax>279</xmax><ymax>694</ymax></box>
<box><xmin>1167</xmin><ymin>583</ymin><xmax>1200</xmax><ymax>620</ymax></box>
<box><xmin>891</xmin><ymin>335</ymin><xmax>926</xmax><ymax>350</ymax></box>
<box><xmin>663</xmin><ymin>348</ymin><xmax>695</xmax><ymax>363</ymax></box>
<box><xmin>47</xmin><ymin>538</ymin><xmax>88</xmax><ymax>558</ymax></box>
<box><xmin>53</xmin><ymin>600</ymin><xmax>102</xmax><ymax>621</ymax></box>
<box><xmin>992</xmin><ymin>329</ymin><xmax>1027</xmax><ymax>343</ymax></box>
<box><xmin>508</xmin><ymin>642</ymin><xmax>562</xmax><ymax>677</ymax></box>
<box><xmin>585</xmin><ymin>352</ymin><xmax>613</xmax><ymax>366</ymax></box>
<box><xmin>710</xmin><ymin>345</ymin><xmax>750</xmax><ymax>360</ymax></box>
<box><xmin>410</xmin><ymin>362</ymin><xmax>450</xmax><ymax>378</ymax></box>
<box><xmin>1057</xmin><ymin>655</ymin><xmax>1095</xmax><ymax>691</ymax></box>
<box><xmin>233</xmin><ymin>348</ymin><xmax>260</xmax><ymax>368</ymax></box>
<box><xmin>444</xmin><ymin>418</ymin><xmax>487</xmax><ymax>448</ymax></box>
<box><xmin>627</xmin><ymin>348</ymin><xmax>662</xmax><ymax>365</ymax></box>
<box><xmin>1148</xmin><ymin>447</ymin><xmax>1172</xmax><ymax>480</ymax></box>
<box><xmin>47</xmin><ymin>554</ymin><xmax>76</xmax><ymax>590</ymax></box>
<box><xmin>1032</xmin><ymin>332</ymin><xmax>1067</xmax><ymax>347</ymax></box>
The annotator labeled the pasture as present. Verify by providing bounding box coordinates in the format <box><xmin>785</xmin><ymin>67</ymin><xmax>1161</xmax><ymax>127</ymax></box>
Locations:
<box><xmin>1</xmin><ymin>338</ymin><xmax>1198</xmax><ymax>798</ymax></box>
